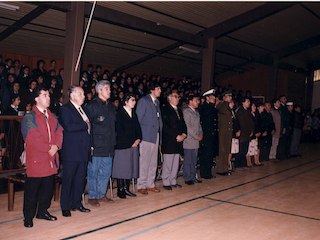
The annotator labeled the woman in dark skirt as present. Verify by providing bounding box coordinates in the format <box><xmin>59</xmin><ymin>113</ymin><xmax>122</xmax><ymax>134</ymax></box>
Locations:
<box><xmin>112</xmin><ymin>93</ymin><xmax>142</xmax><ymax>198</ymax></box>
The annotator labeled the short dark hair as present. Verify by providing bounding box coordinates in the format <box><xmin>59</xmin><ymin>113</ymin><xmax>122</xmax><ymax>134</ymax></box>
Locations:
<box><xmin>124</xmin><ymin>93</ymin><xmax>136</xmax><ymax>103</ymax></box>
<box><xmin>37</xmin><ymin>59</ymin><xmax>45</xmax><ymax>67</ymax></box>
<box><xmin>11</xmin><ymin>94</ymin><xmax>20</xmax><ymax>103</ymax></box>
<box><xmin>187</xmin><ymin>94</ymin><xmax>199</xmax><ymax>103</ymax></box>
<box><xmin>242</xmin><ymin>96</ymin><xmax>251</xmax><ymax>103</ymax></box>
<box><xmin>256</xmin><ymin>102</ymin><xmax>264</xmax><ymax>108</ymax></box>
<box><xmin>148</xmin><ymin>81</ymin><xmax>161</xmax><ymax>92</ymax></box>
<box><xmin>272</xmin><ymin>98</ymin><xmax>280</xmax><ymax>105</ymax></box>
<box><xmin>34</xmin><ymin>86</ymin><xmax>48</xmax><ymax>98</ymax></box>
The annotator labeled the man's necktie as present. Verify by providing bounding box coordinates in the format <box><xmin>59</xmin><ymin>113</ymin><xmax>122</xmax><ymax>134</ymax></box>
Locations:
<box><xmin>79</xmin><ymin>107</ymin><xmax>84</xmax><ymax>115</ymax></box>
<box><xmin>43</xmin><ymin>110</ymin><xmax>51</xmax><ymax>142</ymax></box>
<box><xmin>174</xmin><ymin>108</ymin><xmax>180</xmax><ymax>119</ymax></box>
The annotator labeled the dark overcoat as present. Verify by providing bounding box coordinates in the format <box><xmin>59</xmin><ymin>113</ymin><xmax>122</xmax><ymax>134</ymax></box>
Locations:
<box><xmin>199</xmin><ymin>102</ymin><xmax>219</xmax><ymax>157</ymax></box>
<box><xmin>161</xmin><ymin>104</ymin><xmax>187</xmax><ymax>154</ymax></box>
<box><xmin>59</xmin><ymin>101</ymin><xmax>90</xmax><ymax>162</ymax></box>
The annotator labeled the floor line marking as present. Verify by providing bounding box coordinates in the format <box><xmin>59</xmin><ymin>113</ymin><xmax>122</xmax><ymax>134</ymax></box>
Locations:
<box><xmin>118</xmin><ymin>164</ymin><xmax>320</xmax><ymax>240</ymax></box>
<box><xmin>61</xmin><ymin>159</ymin><xmax>320</xmax><ymax>239</ymax></box>
<box><xmin>203</xmin><ymin>197</ymin><xmax>320</xmax><ymax>221</ymax></box>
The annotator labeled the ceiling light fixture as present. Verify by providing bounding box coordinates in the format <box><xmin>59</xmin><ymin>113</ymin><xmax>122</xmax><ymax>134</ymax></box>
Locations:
<box><xmin>0</xmin><ymin>3</ymin><xmax>20</xmax><ymax>11</ymax></box>
<box><xmin>179</xmin><ymin>46</ymin><xmax>200</xmax><ymax>54</ymax></box>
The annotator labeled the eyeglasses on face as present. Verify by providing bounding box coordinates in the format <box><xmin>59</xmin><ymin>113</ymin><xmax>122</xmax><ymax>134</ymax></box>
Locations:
<box><xmin>171</xmin><ymin>95</ymin><xmax>180</xmax><ymax>99</ymax></box>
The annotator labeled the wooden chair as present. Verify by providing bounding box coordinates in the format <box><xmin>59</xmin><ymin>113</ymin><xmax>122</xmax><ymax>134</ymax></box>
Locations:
<box><xmin>6</xmin><ymin>174</ymin><xmax>61</xmax><ymax>211</ymax></box>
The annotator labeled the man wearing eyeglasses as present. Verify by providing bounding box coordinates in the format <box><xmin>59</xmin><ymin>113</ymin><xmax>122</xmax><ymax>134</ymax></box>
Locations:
<box><xmin>161</xmin><ymin>90</ymin><xmax>187</xmax><ymax>190</ymax></box>
<box><xmin>183</xmin><ymin>94</ymin><xmax>203</xmax><ymax>185</ymax></box>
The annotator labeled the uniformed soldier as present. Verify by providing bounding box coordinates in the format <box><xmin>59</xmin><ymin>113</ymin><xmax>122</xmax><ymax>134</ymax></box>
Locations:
<box><xmin>216</xmin><ymin>90</ymin><xmax>233</xmax><ymax>175</ymax></box>
<box><xmin>199</xmin><ymin>89</ymin><xmax>219</xmax><ymax>179</ymax></box>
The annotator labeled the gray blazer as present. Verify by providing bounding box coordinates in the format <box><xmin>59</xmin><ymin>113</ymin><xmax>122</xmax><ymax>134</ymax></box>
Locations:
<box><xmin>136</xmin><ymin>94</ymin><xmax>163</xmax><ymax>144</ymax></box>
<box><xmin>183</xmin><ymin>106</ymin><xmax>203</xmax><ymax>149</ymax></box>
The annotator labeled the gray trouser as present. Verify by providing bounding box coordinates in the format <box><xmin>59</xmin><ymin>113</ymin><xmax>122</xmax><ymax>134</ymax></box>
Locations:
<box><xmin>162</xmin><ymin>154</ymin><xmax>180</xmax><ymax>186</ymax></box>
<box><xmin>269</xmin><ymin>136</ymin><xmax>279</xmax><ymax>159</ymax></box>
<box><xmin>183</xmin><ymin>149</ymin><xmax>198</xmax><ymax>182</ymax></box>
<box><xmin>137</xmin><ymin>135</ymin><xmax>159</xmax><ymax>189</ymax></box>
<box><xmin>290</xmin><ymin>128</ymin><xmax>302</xmax><ymax>155</ymax></box>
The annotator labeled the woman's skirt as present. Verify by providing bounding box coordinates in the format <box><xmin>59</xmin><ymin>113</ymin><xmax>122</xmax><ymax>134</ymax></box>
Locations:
<box><xmin>112</xmin><ymin>147</ymin><xmax>139</xmax><ymax>179</ymax></box>
<box><xmin>247</xmin><ymin>138</ymin><xmax>258</xmax><ymax>156</ymax></box>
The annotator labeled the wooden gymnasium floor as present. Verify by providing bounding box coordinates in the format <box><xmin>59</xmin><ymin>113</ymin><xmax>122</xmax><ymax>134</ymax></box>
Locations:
<box><xmin>0</xmin><ymin>143</ymin><xmax>319</xmax><ymax>240</ymax></box>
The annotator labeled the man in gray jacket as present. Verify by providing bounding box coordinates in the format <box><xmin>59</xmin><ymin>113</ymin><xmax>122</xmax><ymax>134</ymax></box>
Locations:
<box><xmin>183</xmin><ymin>94</ymin><xmax>203</xmax><ymax>185</ymax></box>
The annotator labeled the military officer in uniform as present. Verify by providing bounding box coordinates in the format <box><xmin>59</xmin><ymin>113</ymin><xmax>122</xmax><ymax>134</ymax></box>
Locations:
<box><xmin>216</xmin><ymin>91</ymin><xmax>233</xmax><ymax>175</ymax></box>
<box><xmin>199</xmin><ymin>89</ymin><xmax>219</xmax><ymax>179</ymax></box>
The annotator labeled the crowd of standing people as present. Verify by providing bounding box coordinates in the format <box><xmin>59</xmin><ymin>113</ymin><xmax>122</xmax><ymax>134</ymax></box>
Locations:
<box><xmin>0</xmin><ymin>58</ymin><xmax>318</xmax><ymax>229</ymax></box>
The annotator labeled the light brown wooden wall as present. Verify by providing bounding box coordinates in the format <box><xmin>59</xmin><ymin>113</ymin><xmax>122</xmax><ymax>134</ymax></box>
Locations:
<box><xmin>216</xmin><ymin>64</ymin><xmax>307</xmax><ymax>107</ymax></box>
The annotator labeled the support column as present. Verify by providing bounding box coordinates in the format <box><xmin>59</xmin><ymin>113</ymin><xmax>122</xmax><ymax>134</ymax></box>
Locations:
<box><xmin>305</xmin><ymin>70</ymin><xmax>313</xmax><ymax>111</ymax></box>
<box><xmin>268</xmin><ymin>56</ymin><xmax>279</xmax><ymax>101</ymax></box>
<box><xmin>63</xmin><ymin>2</ymin><xmax>85</xmax><ymax>103</ymax></box>
<box><xmin>201</xmin><ymin>37</ymin><xmax>216</xmax><ymax>93</ymax></box>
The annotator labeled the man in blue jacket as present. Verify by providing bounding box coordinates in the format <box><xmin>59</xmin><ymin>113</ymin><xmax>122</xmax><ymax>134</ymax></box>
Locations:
<box><xmin>136</xmin><ymin>81</ymin><xmax>163</xmax><ymax>194</ymax></box>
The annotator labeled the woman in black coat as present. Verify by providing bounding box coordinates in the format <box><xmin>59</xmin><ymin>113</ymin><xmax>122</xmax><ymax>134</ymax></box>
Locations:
<box><xmin>112</xmin><ymin>93</ymin><xmax>142</xmax><ymax>198</ymax></box>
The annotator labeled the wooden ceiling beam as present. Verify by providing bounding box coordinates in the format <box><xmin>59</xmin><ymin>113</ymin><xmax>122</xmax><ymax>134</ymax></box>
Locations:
<box><xmin>202</xmin><ymin>3</ymin><xmax>294</xmax><ymax>38</ymax></box>
<box><xmin>35</xmin><ymin>2</ymin><xmax>71</xmax><ymax>12</ymax></box>
<box><xmin>86</xmin><ymin>3</ymin><xmax>206</xmax><ymax>47</ymax></box>
<box><xmin>115</xmin><ymin>42</ymin><xmax>182</xmax><ymax>73</ymax></box>
<box><xmin>0</xmin><ymin>6</ymin><xmax>49</xmax><ymax>42</ymax></box>
<box><xmin>278</xmin><ymin>34</ymin><xmax>320</xmax><ymax>59</ymax></box>
<box><xmin>116</xmin><ymin>3</ymin><xmax>294</xmax><ymax>72</ymax></box>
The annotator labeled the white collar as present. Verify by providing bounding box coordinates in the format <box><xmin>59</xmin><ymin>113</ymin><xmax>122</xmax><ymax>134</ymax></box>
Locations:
<box><xmin>36</xmin><ymin>106</ymin><xmax>47</xmax><ymax>115</ymax></box>
<box><xmin>70</xmin><ymin>100</ymin><xmax>81</xmax><ymax>110</ymax></box>
<box><xmin>123</xmin><ymin>106</ymin><xmax>132</xmax><ymax>117</ymax></box>
<box><xmin>170</xmin><ymin>103</ymin><xmax>177</xmax><ymax>110</ymax></box>
<box><xmin>150</xmin><ymin>94</ymin><xmax>157</xmax><ymax>103</ymax></box>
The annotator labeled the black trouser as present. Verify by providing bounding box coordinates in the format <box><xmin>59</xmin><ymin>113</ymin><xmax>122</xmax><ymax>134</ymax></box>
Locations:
<box><xmin>259</xmin><ymin>135</ymin><xmax>272</xmax><ymax>161</ymax></box>
<box><xmin>23</xmin><ymin>175</ymin><xmax>54</xmax><ymax>221</ymax></box>
<box><xmin>60</xmin><ymin>161</ymin><xmax>87</xmax><ymax>211</ymax></box>
<box><xmin>285</xmin><ymin>134</ymin><xmax>292</xmax><ymax>157</ymax></box>
<box><xmin>199</xmin><ymin>153</ymin><xmax>214</xmax><ymax>178</ymax></box>
<box><xmin>235</xmin><ymin>141</ymin><xmax>249</xmax><ymax>168</ymax></box>
<box><xmin>277</xmin><ymin>136</ymin><xmax>287</xmax><ymax>160</ymax></box>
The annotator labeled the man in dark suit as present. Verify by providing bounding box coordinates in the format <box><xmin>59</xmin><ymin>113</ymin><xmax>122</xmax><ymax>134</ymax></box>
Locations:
<box><xmin>161</xmin><ymin>90</ymin><xmax>187</xmax><ymax>190</ymax></box>
<box><xmin>136</xmin><ymin>81</ymin><xmax>163</xmax><ymax>194</ymax></box>
<box><xmin>59</xmin><ymin>86</ymin><xmax>91</xmax><ymax>217</ymax></box>
<box><xmin>235</xmin><ymin>97</ymin><xmax>254</xmax><ymax>168</ymax></box>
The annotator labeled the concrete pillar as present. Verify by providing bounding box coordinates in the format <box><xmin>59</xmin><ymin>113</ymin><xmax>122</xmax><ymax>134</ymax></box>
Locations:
<box><xmin>305</xmin><ymin>70</ymin><xmax>313</xmax><ymax>111</ymax></box>
<box><xmin>268</xmin><ymin>56</ymin><xmax>279</xmax><ymax>101</ymax></box>
<box><xmin>201</xmin><ymin>37</ymin><xmax>216</xmax><ymax>93</ymax></box>
<box><xmin>63</xmin><ymin>2</ymin><xmax>85</xmax><ymax>102</ymax></box>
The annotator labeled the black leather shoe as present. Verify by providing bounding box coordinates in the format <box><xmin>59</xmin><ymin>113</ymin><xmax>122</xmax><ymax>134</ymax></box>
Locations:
<box><xmin>36</xmin><ymin>212</ymin><xmax>57</xmax><ymax>221</ymax></box>
<box><xmin>194</xmin><ymin>179</ymin><xmax>202</xmax><ymax>183</ymax></box>
<box><xmin>171</xmin><ymin>184</ymin><xmax>182</xmax><ymax>188</ymax></box>
<box><xmin>163</xmin><ymin>185</ymin><xmax>172</xmax><ymax>190</ymax></box>
<box><xmin>24</xmin><ymin>219</ymin><xmax>33</xmax><ymax>228</ymax></box>
<box><xmin>202</xmin><ymin>175</ymin><xmax>213</xmax><ymax>179</ymax></box>
<box><xmin>117</xmin><ymin>191</ymin><xmax>126</xmax><ymax>199</ymax></box>
<box><xmin>62</xmin><ymin>210</ymin><xmax>71</xmax><ymax>217</ymax></box>
<box><xmin>185</xmin><ymin>180</ymin><xmax>194</xmax><ymax>185</ymax></box>
<box><xmin>72</xmin><ymin>206</ymin><xmax>91</xmax><ymax>213</ymax></box>
<box><xmin>124</xmin><ymin>189</ymin><xmax>137</xmax><ymax>197</ymax></box>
